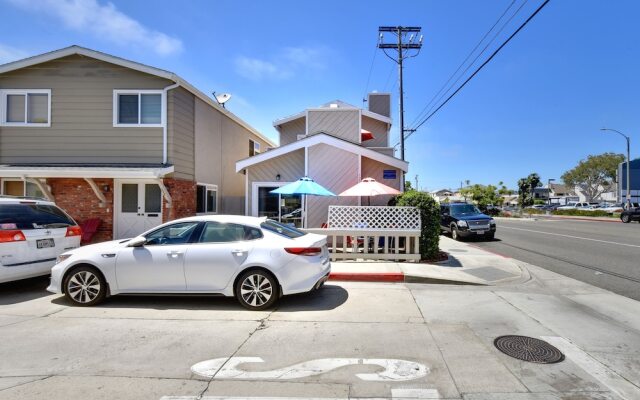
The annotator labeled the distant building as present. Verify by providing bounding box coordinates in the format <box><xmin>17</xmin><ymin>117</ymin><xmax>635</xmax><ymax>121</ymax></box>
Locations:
<box><xmin>618</xmin><ymin>158</ymin><xmax>640</xmax><ymax>203</ymax></box>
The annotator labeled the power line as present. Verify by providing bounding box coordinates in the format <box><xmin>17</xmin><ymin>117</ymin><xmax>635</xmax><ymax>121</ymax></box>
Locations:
<box><xmin>409</xmin><ymin>0</ymin><xmax>520</xmax><ymax>128</ymax></box>
<box><xmin>404</xmin><ymin>0</ymin><xmax>551</xmax><ymax>143</ymax></box>
<box><xmin>362</xmin><ymin>42</ymin><xmax>379</xmax><ymax>106</ymax></box>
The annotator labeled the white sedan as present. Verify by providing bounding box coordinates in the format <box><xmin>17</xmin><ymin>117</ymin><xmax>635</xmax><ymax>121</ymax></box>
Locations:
<box><xmin>48</xmin><ymin>216</ymin><xmax>331</xmax><ymax>310</ymax></box>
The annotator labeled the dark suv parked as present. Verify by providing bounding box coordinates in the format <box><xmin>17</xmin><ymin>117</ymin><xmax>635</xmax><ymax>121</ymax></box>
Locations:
<box><xmin>621</xmin><ymin>206</ymin><xmax>640</xmax><ymax>223</ymax></box>
<box><xmin>440</xmin><ymin>203</ymin><xmax>496</xmax><ymax>241</ymax></box>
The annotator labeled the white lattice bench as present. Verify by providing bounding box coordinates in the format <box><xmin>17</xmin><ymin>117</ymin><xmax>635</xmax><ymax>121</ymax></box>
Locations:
<box><xmin>303</xmin><ymin>205</ymin><xmax>422</xmax><ymax>262</ymax></box>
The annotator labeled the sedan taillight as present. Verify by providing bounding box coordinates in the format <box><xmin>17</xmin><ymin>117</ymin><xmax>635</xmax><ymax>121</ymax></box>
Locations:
<box><xmin>66</xmin><ymin>226</ymin><xmax>82</xmax><ymax>237</ymax></box>
<box><xmin>0</xmin><ymin>230</ymin><xmax>26</xmax><ymax>243</ymax></box>
<box><xmin>285</xmin><ymin>247</ymin><xmax>322</xmax><ymax>256</ymax></box>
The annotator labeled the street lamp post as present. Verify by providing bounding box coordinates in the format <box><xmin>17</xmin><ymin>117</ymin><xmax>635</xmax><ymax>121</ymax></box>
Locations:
<box><xmin>600</xmin><ymin>128</ymin><xmax>631</xmax><ymax>205</ymax></box>
<box><xmin>547</xmin><ymin>178</ymin><xmax>555</xmax><ymax>205</ymax></box>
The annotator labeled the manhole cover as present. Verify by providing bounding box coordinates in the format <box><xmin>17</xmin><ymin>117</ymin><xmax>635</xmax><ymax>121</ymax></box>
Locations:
<box><xmin>494</xmin><ymin>335</ymin><xmax>564</xmax><ymax>364</ymax></box>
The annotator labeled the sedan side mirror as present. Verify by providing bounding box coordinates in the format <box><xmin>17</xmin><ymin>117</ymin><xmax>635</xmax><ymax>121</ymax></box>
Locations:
<box><xmin>127</xmin><ymin>236</ymin><xmax>147</xmax><ymax>248</ymax></box>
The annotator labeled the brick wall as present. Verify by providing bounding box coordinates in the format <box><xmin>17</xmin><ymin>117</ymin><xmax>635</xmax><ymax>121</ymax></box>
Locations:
<box><xmin>48</xmin><ymin>178</ymin><xmax>114</xmax><ymax>243</ymax></box>
<box><xmin>162</xmin><ymin>177</ymin><xmax>196</xmax><ymax>223</ymax></box>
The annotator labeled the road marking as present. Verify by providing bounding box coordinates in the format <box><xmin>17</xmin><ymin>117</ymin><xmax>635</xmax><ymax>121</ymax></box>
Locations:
<box><xmin>162</xmin><ymin>389</ymin><xmax>442</xmax><ymax>400</ymax></box>
<box><xmin>542</xmin><ymin>336</ymin><xmax>640</xmax><ymax>400</ymax></box>
<box><xmin>191</xmin><ymin>357</ymin><xmax>429</xmax><ymax>382</ymax></box>
<box><xmin>499</xmin><ymin>226</ymin><xmax>640</xmax><ymax>249</ymax></box>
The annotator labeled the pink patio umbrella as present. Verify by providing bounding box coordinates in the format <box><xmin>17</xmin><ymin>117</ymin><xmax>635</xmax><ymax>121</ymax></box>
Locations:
<box><xmin>338</xmin><ymin>177</ymin><xmax>401</xmax><ymax>206</ymax></box>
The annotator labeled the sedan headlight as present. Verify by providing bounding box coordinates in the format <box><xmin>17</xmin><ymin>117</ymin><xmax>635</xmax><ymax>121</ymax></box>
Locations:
<box><xmin>457</xmin><ymin>220</ymin><xmax>468</xmax><ymax>228</ymax></box>
<box><xmin>56</xmin><ymin>254</ymin><xmax>72</xmax><ymax>265</ymax></box>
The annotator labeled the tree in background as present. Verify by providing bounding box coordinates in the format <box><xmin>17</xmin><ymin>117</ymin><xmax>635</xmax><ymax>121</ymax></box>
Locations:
<box><xmin>561</xmin><ymin>153</ymin><xmax>624</xmax><ymax>201</ymax></box>
<box><xmin>517</xmin><ymin>173</ymin><xmax>542</xmax><ymax>208</ymax></box>
<box><xmin>404</xmin><ymin>180</ymin><xmax>414</xmax><ymax>191</ymax></box>
<box><xmin>459</xmin><ymin>184</ymin><xmax>503</xmax><ymax>211</ymax></box>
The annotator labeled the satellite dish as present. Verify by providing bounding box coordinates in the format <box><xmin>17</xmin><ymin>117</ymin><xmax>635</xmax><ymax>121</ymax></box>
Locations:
<box><xmin>212</xmin><ymin>92</ymin><xmax>232</xmax><ymax>108</ymax></box>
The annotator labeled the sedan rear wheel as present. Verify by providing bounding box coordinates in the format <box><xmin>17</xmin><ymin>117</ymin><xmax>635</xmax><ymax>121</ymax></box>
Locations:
<box><xmin>64</xmin><ymin>266</ymin><xmax>106</xmax><ymax>306</ymax></box>
<box><xmin>236</xmin><ymin>270</ymin><xmax>279</xmax><ymax>311</ymax></box>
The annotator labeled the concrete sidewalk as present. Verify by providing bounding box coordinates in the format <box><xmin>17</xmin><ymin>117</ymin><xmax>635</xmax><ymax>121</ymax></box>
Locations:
<box><xmin>330</xmin><ymin>236</ymin><xmax>528</xmax><ymax>285</ymax></box>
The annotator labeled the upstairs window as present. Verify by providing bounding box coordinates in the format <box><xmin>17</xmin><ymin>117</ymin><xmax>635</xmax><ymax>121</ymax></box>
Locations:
<box><xmin>249</xmin><ymin>139</ymin><xmax>261</xmax><ymax>156</ymax></box>
<box><xmin>113</xmin><ymin>90</ymin><xmax>163</xmax><ymax>127</ymax></box>
<box><xmin>0</xmin><ymin>89</ymin><xmax>51</xmax><ymax>126</ymax></box>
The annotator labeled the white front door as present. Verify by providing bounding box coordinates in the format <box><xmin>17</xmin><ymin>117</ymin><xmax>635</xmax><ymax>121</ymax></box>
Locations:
<box><xmin>115</xmin><ymin>180</ymin><xmax>163</xmax><ymax>239</ymax></box>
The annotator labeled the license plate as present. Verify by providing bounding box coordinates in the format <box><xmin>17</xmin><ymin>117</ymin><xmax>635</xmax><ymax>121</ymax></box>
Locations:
<box><xmin>36</xmin><ymin>238</ymin><xmax>55</xmax><ymax>249</ymax></box>
<box><xmin>476</xmin><ymin>230</ymin><xmax>485</xmax><ymax>235</ymax></box>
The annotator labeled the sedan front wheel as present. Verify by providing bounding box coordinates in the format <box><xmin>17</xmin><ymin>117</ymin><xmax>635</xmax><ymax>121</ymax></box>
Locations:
<box><xmin>235</xmin><ymin>269</ymin><xmax>279</xmax><ymax>310</ymax></box>
<box><xmin>621</xmin><ymin>214</ymin><xmax>631</xmax><ymax>223</ymax></box>
<box><xmin>64</xmin><ymin>266</ymin><xmax>107</xmax><ymax>306</ymax></box>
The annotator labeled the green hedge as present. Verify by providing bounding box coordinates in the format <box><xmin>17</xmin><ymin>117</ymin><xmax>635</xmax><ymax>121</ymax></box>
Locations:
<box><xmin>522</xmin><ymin>208</ymin><xmax>616</xmax><ymax>218</ymax></box>
<box><xmin>552</xmin><ymin>209</ymin><xmax>612</xmax><ymax>217</ymax></box>
<box><xmin>394</xmin><ymin>191</ymin><xmax>440</xmax><ymax>259</ymax></box>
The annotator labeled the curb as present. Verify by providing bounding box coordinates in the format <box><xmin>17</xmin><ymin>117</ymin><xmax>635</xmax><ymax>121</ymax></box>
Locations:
<box><xmin>538</xmin><ymin>216</ymin><xmax>621</xmax><ymax>223</ymax></box>
<box><xmin>329</xmin><ymin>272</ymin><xmax>404</xmax><ymax>282</ymax></box>
<box><xmin>328</xmin><ymin>271</ymin><xmax>486</xmax><ymax>285</ymax></box>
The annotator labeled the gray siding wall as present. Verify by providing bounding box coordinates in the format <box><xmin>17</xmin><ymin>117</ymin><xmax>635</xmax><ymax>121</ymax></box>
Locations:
<box><xmin>307</xmin><ymin>143</ymin><xmax>358</xmax><ymax>227</ymax></box>
<box><xmin>167</xmin><ymin>87</ymin><xmax>195</xmax><ymax>180</ymax></box>
<box><xmin>220</xmin><ymin>112</ymin><xmax>271</xmax><ymax>215</ymax></box>
<box><xmin>307</xmin><ymin>109</ymin><xmax>359</xmax><ymax>144</ymax></box>
<box><xmin>361</xmin><ymin>115</ymin><xmax>388</xmax><ymax>148</ymax></box>
<box><xmin>368</xmin><ymin>93</ymin><xmax>391</xmax><ymax>117</ymax></box>
<box><xmin>247</xmin><ymin>149</ymin><xmax>305</xmax><ymax>215</ymax></box>
<box><xmin>361</xmin><ymin>156</ymin><xmax>401</xmax><ymax>206</ymax></box>
<box><xmin>278</xmin><ymin>117</ymin><xmax>306</xmax><ymax>146</ymax></box>
<box><xmin>194</xmin><ymin>97</ymin><xmax>222</xmax><ymax>186</ymax></box>
<box><xmin>0</xmin><ymin>54</ymin><xmax>171</xmax><ymax>164</ymax></box>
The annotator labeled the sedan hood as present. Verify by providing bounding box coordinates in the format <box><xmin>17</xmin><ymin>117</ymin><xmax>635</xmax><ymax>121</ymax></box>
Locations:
<box><xmin>64</xmin><ymin>238</ymin><xmax>132</xmax><ymax>256</ymax></box>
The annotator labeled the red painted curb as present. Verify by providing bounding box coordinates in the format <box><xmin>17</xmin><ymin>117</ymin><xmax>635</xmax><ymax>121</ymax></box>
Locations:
<box><xmin>329</xmin><ymin>272</ymin><xmax>405</xmax><ymax>282</ymax></box>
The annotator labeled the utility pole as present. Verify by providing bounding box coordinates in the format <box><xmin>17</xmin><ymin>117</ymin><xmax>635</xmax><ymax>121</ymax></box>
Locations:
<box><xmin>415</xmin><ymin>175</ymin><xmax>419</xmax><ymax>191</ymax></box>
<box><xmin>378</xmin><ymin>26</ymin><xmax>423</xmax><ymax>191</ymax></box>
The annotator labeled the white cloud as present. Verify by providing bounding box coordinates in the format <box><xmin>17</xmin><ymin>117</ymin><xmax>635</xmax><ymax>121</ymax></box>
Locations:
<box><xmin>0</xmin><ymin>43</ymin><xmax>29</xmax><ymax>64</ymax></box>
<box><xmin>235</xmin><ymin>46</ymin><xmax>329</xmax><ymax>81</ymax></box>
<box><xmin>6</xmin><ymin>0</ymin><xmax>183</xmax><ymax>56</ymax></box>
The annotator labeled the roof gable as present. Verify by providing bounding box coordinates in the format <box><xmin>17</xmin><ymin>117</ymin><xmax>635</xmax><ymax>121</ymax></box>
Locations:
<box><xmin>0</xmin><ymin>45</ymin><xmax>276</xmax><ymax>147</ymax></box>
<box><xmin>236</xmin><ymin>132</ymin><xmax>408</xmax><ymax>173</ymax></box>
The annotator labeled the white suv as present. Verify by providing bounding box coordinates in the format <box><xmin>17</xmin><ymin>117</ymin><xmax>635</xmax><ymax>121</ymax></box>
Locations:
<box><xmin>0</xmin><ymin>197</ymin><xmax>81</xmax><ymax>283</ymax></box>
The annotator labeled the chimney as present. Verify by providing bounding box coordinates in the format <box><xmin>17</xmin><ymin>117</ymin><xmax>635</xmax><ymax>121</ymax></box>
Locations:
<box><xmin>367</xmin><ymin>92</ymin><xmax>391</xmax><ymax>117</ymax></box>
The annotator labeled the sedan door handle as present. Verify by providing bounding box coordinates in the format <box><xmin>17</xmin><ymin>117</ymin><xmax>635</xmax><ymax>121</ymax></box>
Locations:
<box><xmin>167</xmin><ymin>251</ymin><xmax>183</xmax><ymax>257</ymax></box>
<box><xmin>232</xmin><ymin>249</ymin><xmax>247</xmax><ymax>255</ymax></box>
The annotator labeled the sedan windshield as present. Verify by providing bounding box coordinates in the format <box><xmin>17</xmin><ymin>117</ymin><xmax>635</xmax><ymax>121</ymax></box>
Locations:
<box><xmin>450</xmin><ymin>204</ymin><xmax>481</xmax><ymax>216</ymax></box>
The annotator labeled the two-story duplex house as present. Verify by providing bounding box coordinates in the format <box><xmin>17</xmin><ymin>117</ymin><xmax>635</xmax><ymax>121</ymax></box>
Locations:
<box><xmin>0</xmin><ymin>46</ymin><xmax>273</xmax><ymax>241</ymax></box>
<box><xmin>235</xmin><ymin>94</ymin><xmax>409</xmax><ymax>228</ymax></box>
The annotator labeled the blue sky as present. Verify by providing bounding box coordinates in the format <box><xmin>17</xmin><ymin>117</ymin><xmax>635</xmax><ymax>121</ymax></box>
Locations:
<box><xmin>1</xmin><ymin>0</ymin><xmax>638</xmax><ymax>191</ymax></box>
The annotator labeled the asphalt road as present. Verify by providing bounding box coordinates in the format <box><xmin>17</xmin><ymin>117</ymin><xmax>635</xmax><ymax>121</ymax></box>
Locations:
<box><xmin>473</xmin><ymin>217</ymin><xmax>640</xmax><ymax>301</ymax></box>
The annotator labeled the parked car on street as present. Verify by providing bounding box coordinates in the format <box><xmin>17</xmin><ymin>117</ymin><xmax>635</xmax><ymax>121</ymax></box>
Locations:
<box><xmin>440</xmin><ymin>203</ymin><xmax>496</xmax><ymax>241</ymax></box>
<box><xmin>600</xmin><ymin>203</ymin><xmax>624</xmax><ymax>213</ymax></box>
<box><xmin>47</xmin><ymin>215</ymin><xmax>330</xmax><ymax>310</ymax></box>
<box><xmin>557</xmin><ymin>202</ymin><xmax>578</xmax><ymax>210</ymax></box>
<box><xmin>620</xmin><ymin>207</ymin><xmax>640</xmax><ymax>223</ymax></box>
<box><xmin>576</xmin><ymin>202</ymin><xmax>601</xmax><ymax>210</ymax></box>
<box><xmin>0</xmin><ymin>196</ymin><xmax>81</xmax><ymax>283</ymax></box>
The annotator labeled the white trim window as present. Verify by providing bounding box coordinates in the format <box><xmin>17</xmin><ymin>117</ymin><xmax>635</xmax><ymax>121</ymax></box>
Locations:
<box><xmin>249</xmin><ymin>139</ymin><xmax>261</xmax><ymax>157</ymax></box>
<box><xmin>196</xmin><ymin>183</ymin><xmax>218</xmax><ymax>214</ymax></box>
<box><xmin>113</xmin><ymin>90</ymin><xmax>164</xmax><ymax>127</ymax></box>
<box><xmin>0</xmin><ymin>89</ymin><xmax>51</xmax><ymax>127</ymax></box>
<box><xmin>1</xmin><ymin>178</ymin><xmax>45</xmax><ymax>198</ymax></box>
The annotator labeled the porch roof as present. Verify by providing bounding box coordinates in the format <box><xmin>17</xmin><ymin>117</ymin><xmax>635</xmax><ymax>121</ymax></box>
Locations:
<box><xmin>236</xmin><ymin>133</ymin><xmax>408</xmax><ymax>173</ymax></box>
<box><xmin>0</xmin><ymin>164</ymin><xmax>175</xmax><ymax>179</ymax></box>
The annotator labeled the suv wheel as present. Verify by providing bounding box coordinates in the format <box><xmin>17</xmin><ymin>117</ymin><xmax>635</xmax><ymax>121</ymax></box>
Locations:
<box><xmin>621</xmin><ymin>214</ymin><xmax>631</xmax><ymax>223</ymax></box>
<box><xmin>63</xmin><ymin>266</ymin><xmax>107</xmax><ymax>306</ymax></box>
<box><xmin>235</xmin><ymin>269</ymin><xmax>279</xmax><ymax>310</ymax></box>
<box><xmin>451</xmin><ymin>225</ymin><xmax>461</xmax><ymax>241</ymax></box>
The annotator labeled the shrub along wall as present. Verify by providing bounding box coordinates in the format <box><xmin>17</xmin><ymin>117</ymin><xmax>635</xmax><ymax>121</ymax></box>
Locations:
<box><xmin>392</xmin><ymin>191</ymin><xmax>440</xmax><ymax>260</ymax></box>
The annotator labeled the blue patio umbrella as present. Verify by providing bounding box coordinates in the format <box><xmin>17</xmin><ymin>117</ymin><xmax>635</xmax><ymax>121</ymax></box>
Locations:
<box><xmin>271</xmin><ymin>177</ymin><xmax>335</xmax><ymax>228</ymax></box>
